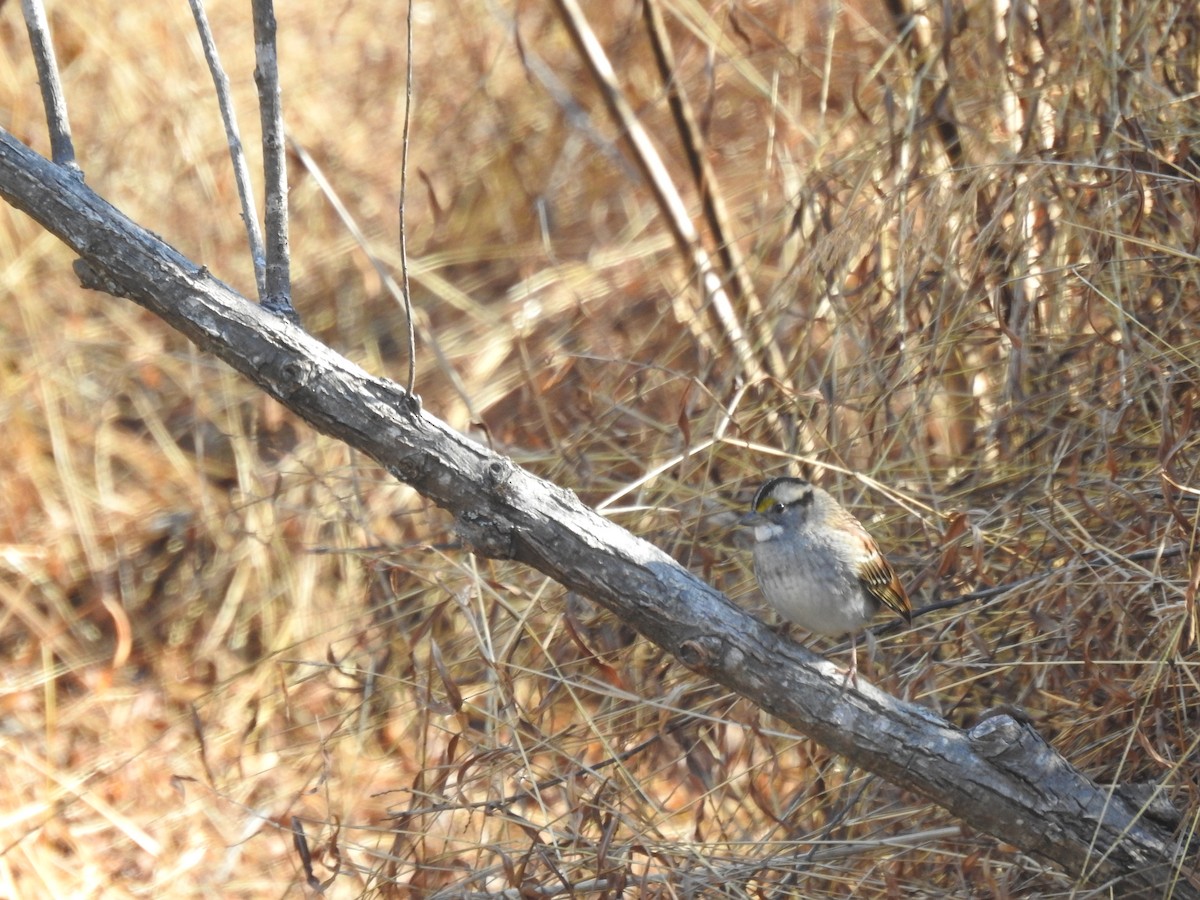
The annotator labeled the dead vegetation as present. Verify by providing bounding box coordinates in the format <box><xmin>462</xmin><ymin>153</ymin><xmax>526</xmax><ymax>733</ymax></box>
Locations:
<box><xmin>0</xmin><ymin>0</ymin><xmax>1198</xmax><ymax>896</ymax></box>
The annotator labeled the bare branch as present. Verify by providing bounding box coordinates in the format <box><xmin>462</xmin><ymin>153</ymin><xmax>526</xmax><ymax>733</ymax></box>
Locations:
<box><xmin>0</xmin><ymin>127</ymin><xmax>1194</xmax><ymax>899</ymax></box>
<box><xmin>20</xmin><ymin>0</ymin><xmax>78</xmax><ymax>173</ymax></box>
<box><xmin>398</xmin><ymin>0</ymin><xmax>418</xmax><ymax>397</ymax></box>
<box><xmin>250</xmin><ymin>0</ymin><xmax>297</xmax><ymax>323</ymax></box>
<box><xmin>551</xmin><ymin>0</ymin><xmax>769</xmax><ymax>391</ymax></box>
<box><xmin>640</xmin><ymin>0</ymin><xmax>784</xmax><ymax>381</ymax></box>
<box><xmin>187</xmin><ymin>0</ymin><xmax>267</xmax><ymax>300</ymax></box>
<box><xmin>286</xmin><ymin>136</ymin><xmax>477</xmax><ymax>418</ymax></box>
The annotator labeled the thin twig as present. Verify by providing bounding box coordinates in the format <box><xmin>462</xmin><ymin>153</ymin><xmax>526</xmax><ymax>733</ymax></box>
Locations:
<box><xmin>881</xmin><ymin>0</ymin><xmax>963</xmax><ymax>166</ymax></box>
<box><xmin>551</xmin><ymin>0</ymin><xmax>769</xmax><ymax>391</ymax></box>
<box><xmin>287</xmin><ymin>137</ymin><xmax>475</xmax><ymax>417</ymax></box>
<box><xmin>20</xmin><ymin>0</ymin><xmax>79</xmax><ymax>173</ymax></box>
<box><xmin>641</xmin><ymin>0</ymin><xmax>783</xmax><ymax>381</ymax></box>
<box><xmin>290</xmin><ymin>817</ymin><xmax>324</xmax><ymax>891</ymax></box>
<box><xmin>398</xmin><ymin>0</ymin><xmax>418</xmax><ymax>398</ymax></box>
<box><xmin>382</xmin><ymin>730</ymin><xmax>664</xmax><ymax>820</ymax></box>
<box><xmin>187</xmin><ymin>0</ymin><xmax>267</xmax><ymax>300</ymax></box>
<box><xmin>871</xmin><ymin>542</ymin><xmax>1189</xmax><ymax>637</ymax></box>
<box><xmin>250</xmin><ymin>0</ymin><xmax>298</xmax><ymax>323</ymax></box>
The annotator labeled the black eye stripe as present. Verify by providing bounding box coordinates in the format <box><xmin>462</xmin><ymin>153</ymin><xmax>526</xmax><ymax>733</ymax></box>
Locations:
<box><xmin>750</xmin><ymin>477</ymin><xmax>813</xmax><ymax>514</ymax></box>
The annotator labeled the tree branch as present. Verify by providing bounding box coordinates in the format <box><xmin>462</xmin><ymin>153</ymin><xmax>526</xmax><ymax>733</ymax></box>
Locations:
<box><xmin>250</xmin><ymin>0</ymin><xmax>296</xmax><ymax>322</ymax></box>
<box><xmin>0</xmin><ymin>127</ymin><xmax>1194</xmax><ymax>898</ymax></box>
<box><xmin>187</xmin><ymin>0</ymin><xmax>267</xmax><ymax>301</ymax></box>
<box><xmin>20</xmin><ymin>0</ymin><xmax>79</xmax><ymax>173</ymax></box>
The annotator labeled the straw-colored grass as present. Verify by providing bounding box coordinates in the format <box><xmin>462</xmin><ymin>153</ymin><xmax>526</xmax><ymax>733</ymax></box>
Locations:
<box><xmin>1</xmin><ymin>0</ymin><xmax>1197</xmax><ymax>896</ymax></box>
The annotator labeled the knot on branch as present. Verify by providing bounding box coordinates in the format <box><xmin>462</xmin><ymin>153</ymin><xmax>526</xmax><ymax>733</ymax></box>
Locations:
<box><xmin>677</xmin><ymin>634</ymin><xmax>741</xmax><ymax>675</ymax></box>
<box><xmin>73</xmin><ymin>257</ymin><xmax>131</xmax><ymax>298</ymax></box>
<box><xmin>968</xmin><ymin>712</ymin><xmax>1077</xmax><ymax>787</ymax></box>
<box><xmin>455</xmin><ymin>510</ymin><xmax>517</xmax><ymax>560</ymax></box>
<box><xmin>275</xmin><ymin>358</ymin><xmax>316</xmax><ymax>397</ymax></box>
<box><xmin>968</xmin><ymin>713</ymin><xmax>1030</xmax><ymax>760</ymax></box>
<box><xmin>388</xmin><ymin>454</ymin><xmax>427</xmax><ymax>484</ymax></box>
<box><xmin>486</xmin><ymin>457</ymin><xmax>515</xmax><ymax>492</ymax></box>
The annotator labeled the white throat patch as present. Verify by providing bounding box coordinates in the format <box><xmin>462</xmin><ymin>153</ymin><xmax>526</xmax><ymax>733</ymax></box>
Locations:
<box><xmin>753</xmin><ymin>522</ymin><xmax>785</xmax><ymax>543</ymax></box>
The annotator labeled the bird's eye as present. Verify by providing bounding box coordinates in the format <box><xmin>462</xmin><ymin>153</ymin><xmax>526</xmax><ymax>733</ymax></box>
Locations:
<box><xmin>771</xmin><ymin>502</ymin><xmax>785</xmax><ymax>515</ymax></box>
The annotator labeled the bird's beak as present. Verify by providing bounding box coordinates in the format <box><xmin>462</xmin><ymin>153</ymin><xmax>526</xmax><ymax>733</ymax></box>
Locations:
<box><xmin>739</xmin><ymin>511</ymin><xmax>764</xmax><ymax>527</ymax></box>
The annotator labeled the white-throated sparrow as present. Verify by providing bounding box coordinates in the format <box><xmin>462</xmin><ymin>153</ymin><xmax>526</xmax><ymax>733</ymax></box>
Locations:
<box><xmin>742</xmin><ymin>476</ymin><xmax>912</xmax><ymax>683</ymax></box>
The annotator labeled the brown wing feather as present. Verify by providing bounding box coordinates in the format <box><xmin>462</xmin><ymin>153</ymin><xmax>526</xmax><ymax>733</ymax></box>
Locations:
<box><xmin>858</xmin><ymin>554</ymin><xmax>912</xmax><ymax>622</ymax></box>
<box><xmin>839</xmin><ymin>507</ymin><xmax>912</xmax><ymax>623</ymax></box>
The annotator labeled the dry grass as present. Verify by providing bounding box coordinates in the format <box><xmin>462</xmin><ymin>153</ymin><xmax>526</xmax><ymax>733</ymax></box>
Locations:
<box><xmin>1</xmin><ymin>0</ymin><xmax>1198</xmax><ymax>896</ymax></box>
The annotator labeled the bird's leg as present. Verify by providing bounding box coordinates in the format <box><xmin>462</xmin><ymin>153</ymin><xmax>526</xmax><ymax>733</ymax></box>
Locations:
<box><xmin>863</xmin><ymin>628</ymin><xmax>878</xmax><ymax>681</ymax></box>
<box><xmin>841</xmin><ymin>633</ymin><xmax>860</xmax><ymax>689</ymax></box>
